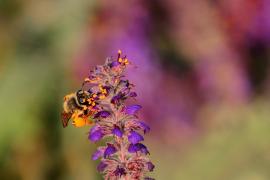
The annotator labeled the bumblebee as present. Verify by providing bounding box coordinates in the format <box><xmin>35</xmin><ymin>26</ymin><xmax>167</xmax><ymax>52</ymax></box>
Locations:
<box><xmin>61</xmin><ymin>90</ymin><xmax>94</xmax><ymax>128</ymax></box>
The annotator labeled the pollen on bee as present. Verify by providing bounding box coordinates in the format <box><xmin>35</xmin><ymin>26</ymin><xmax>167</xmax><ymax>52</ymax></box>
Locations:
<box><xmin>101</xmin><ymin>89</ymin><xmax>107</xmax><ymax>94</ymax></box>
<box><xmin>72</xmin><ymin>117</ymin><xmax>87</xmax><ymax>127</ymax></box>
<box><xmin>99</xmin><ymin>95</ymin><xmax>106</xmax><ymax>99</ymax></box>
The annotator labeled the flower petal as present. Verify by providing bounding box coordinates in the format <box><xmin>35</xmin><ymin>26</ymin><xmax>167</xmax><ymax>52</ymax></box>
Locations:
<box><xmin>112</xmin><ymin>126</ymin><xmax>123</xmax><ymax>137</ymax></box>
<box><xmin>128</xmin><ymin>131</ymin><xmax>144</xmax><ymax>144</ymax></box>
<box><xmin>104</xmin><ymin>144</ymin><xmax>117</xmax><ymax>158</ymax></box>
<box><xmin>128</xmin><ymin>143</ymin><xmax>149</xmax><ymax>154</ymax></box>
<box><xmin>94</xmin><ymin>111</ymin><xmax>111</xmax><ymax>118</ymax></box>
<box><xmin>129</xmin><ymin>92</ymin><xmax>137</xmax><ymax>97</ymax></box>
<box><xmin>90</xmin><ymin>125</ymin><xmax>99</xmax><ymax>133</ymax></box>
<box><xmin>97</xmin><ymin>161</ymin><xmax>107</xmax><ymax>172</ymax></box>
<box><xmin>89</xmin><ymin>126</ymin><xmax>104</xmax><ymax>142</ymax></box>
<box><xmin>128</xmin><ymin>144</ymin><xmax>138</xmax><ymax>153</ymax></box>
<box><xmin>146</xmin><ymin>162</ymin><xmax>155</xmax><ymax>172</ymax></box>
<box><xmin>111</xmin><ymin>94</ymin><xmax>123</xmax><ymax>104</ymax></box>
<box><xmin>138</xmin><ymin>143</ymin><xmax>149</xmax><ymax>154</ymax></box>
<box><xmin>138</xmin><ymin>121</ymin><xmax>150</xmax><ymax>134</ymax></box>
<box><xmin>110</xmin><ymin>61</ymin><xmax>120</xmax><ymax>67</ymax></box>
<box><xmin>92</xmin><ymin>149</ymin><xmax>103</xmax><ymax>160</ymax></box>
<box><xmin>125</xmin><ymin>105</ymin><xmax>142</xmax><ymax>115</ymax></box>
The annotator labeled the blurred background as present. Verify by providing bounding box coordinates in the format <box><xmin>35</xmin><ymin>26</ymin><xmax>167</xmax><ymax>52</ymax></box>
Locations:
<box><xmin>0</xmin><ymin>0</ymin><xmax>270</xmax><ymax>179</ymax></box>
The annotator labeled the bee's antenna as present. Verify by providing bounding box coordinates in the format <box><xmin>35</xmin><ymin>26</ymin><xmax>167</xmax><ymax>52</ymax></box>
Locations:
<box><xmin>81</xmin><ymin>82</ymin><xmax>85</xmax><ymax>91</ymax></box>
<box><xmin>81</xmin><ymin>77</ymin><xmax>90</xmax><ymax>91</ymax></box>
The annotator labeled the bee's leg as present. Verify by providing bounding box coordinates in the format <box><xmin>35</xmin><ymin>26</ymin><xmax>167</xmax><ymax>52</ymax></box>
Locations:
<box><xmin>61</xmin><ymin>112</ymin><xmax>72</xmax><ymax>128</ymax></box>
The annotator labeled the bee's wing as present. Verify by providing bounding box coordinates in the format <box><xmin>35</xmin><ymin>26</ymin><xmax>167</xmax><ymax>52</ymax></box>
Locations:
<box><xmin>61</xmin><ymin>112</ymin><xmax>72</xmax><ymax>128</ymax></box>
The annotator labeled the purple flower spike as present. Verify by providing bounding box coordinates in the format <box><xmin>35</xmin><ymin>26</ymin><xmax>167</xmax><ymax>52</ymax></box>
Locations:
<box><xmin>94</xmin><ymin>111</ymin><xmax>111</xmax><ymax>118</ymax></box>
<box><xmin>92</xmin><ymin>149</ymin><xmax>103</xmax><ymax>160</ymax></box>
<box><xmin>147</xmin><ymin>162</ymin><xmax>155</xmax><ymax>172</ymax></box>
<box><xmin>128</xmin><ymin>131</ymin><xmax>144</xmax><ymax>144</ymax></box>
<box><xmin>112</xmin><ymin>126</ymin><xmax>123</xmax><ymax>137</ymax></box>
<box><xmin>104</xmin><ymin>144</ymin><xmax>117</xmax><ymax>158</ymax></box>
<box><xmin>89</xmin><ymin>126</ymin><xmax>104</xmax><ymax>142</ymax></box>
<box><xmin>138</xmin><ymin>121</ymin><xmax>150</xmax><ymax>134</ymax></box>
<box><xmin>125</xmin><ymin>105</ymin><xmax>142</xmax><ymax>115</ymax></box>
<box><xmin>97</xmin><ymin>161</ymin><xmax>107</xmax><ymax>172</ymax></box>
<box><xmin>63</xmin><ymin>52</ymin><xmax>154</xmax><ymax>179</ymax></box>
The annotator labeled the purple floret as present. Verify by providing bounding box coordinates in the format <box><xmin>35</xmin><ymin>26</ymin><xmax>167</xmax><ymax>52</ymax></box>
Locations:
<box><xmin>104</xmin><ymin>144</ymin><xmax>117</xmax><ymax>158</ymax></box>
<box><xmin>125</xmin><ymin>105</ymin><xmax>142</xmax><ymax>115</ymax></box>
<box><xmin>94</xmin><ymin>111</ymin><xmax>111</xmax><ymax>118</ymax></box>
<box><xmin>110</xmin><ymin>61</ymin><xmax>120</xmax><ymax>67</ymax></box>
<box><xmin>128</xmin><ymin>143</ymin><xmax>149</xmax><ymax>154</ymax></box>
<box><xmin>112</xmin><ymin>126</ymin><xmax>123</xmax><ymax>137</ymax></box>
<box><xmin>97</xmin><ymin>161</ymin><xmax>107</xmax><ymax>172</ymax></box>
<box><xmin>129</xmin><ymin>92</ymin><xmax>137</xmax><ymax>97</ymax></box>
<box><xmin>147</xmin><ymin>162</ymin><xmax>155</xmax><ymax>172</ymax></box>
<box><xmin>89</xmin><ymin>126</ymin><xmax>104</xmax><ymax>142</ymax></box>
<box><xmin>92</xmin><ymin>149</ymin><xmax>103</xmax><ymax>160</ymax></box>
<box><xmin>128</xmin><ymin>131</ymin><xmax>144</xmax><ymax>144</ymax></box>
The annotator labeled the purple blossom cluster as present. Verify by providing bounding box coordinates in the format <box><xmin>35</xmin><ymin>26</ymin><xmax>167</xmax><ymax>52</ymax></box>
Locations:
<box><xmin>81</xmin><ymin>51</ymin><xmax>154</xmax><ymax>179</ymax></box>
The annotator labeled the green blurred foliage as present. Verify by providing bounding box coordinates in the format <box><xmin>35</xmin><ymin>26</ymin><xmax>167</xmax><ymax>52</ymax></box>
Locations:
<box><xmin>0</xmin><ymin>0</ymin><xmax>269</xmax><ymax>180</ymax></box>
<box><xmin>151</xmin><ymin>101</ymin><xmax>270</xmax><ymax>180</ymax></box>
<box><xmin>0</xmin><ymin>0</ymin><xmax>100</xmax><ymax>179</ymax></box>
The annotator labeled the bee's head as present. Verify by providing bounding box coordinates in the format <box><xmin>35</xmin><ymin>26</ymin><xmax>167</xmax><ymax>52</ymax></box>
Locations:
<box><xmin>76</xmin><ymin>90</ymin><xmax>90</xmax><ymax>105</ymax></box>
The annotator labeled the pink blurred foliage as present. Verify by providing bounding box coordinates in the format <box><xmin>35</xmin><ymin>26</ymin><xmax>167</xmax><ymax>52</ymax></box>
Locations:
<box><xmin>72</xmin><ymin>0</ymin><xmax>270</xmax><ymax>144</ymax></box>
